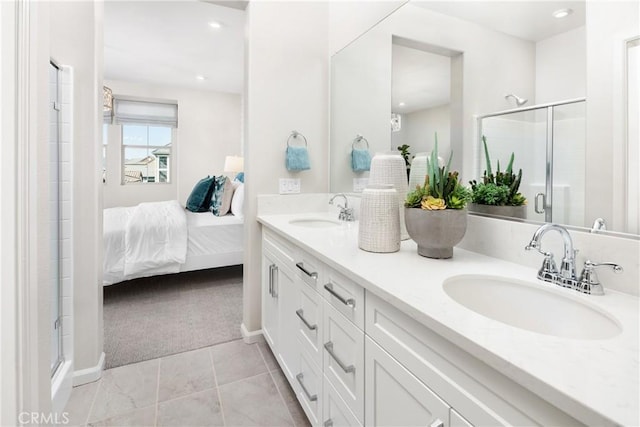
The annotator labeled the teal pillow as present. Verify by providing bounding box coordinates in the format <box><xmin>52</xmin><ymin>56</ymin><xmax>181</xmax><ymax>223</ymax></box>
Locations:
<box><xmin>210</xmin><ymin>175</ymin><xmax>228</xmax><ymax>216</ymax></box>
<box><xmin>186</xmin><ymin>176</ymin><xmax>215</xmax><ymax>212</ymax></box>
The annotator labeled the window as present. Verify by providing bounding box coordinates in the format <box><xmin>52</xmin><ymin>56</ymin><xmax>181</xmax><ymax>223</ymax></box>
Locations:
<box><xmin>122</xmin><ymin>125</ymin><xmax>172</xmax><ymax>184</ymax></box>
<box><xmin>113</xmin><ymin>98</ymin><xmax>178</xmax><ymax>185</ymax></box>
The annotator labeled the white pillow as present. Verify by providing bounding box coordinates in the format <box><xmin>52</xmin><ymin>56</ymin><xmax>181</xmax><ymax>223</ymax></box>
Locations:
<box><xmin>231</xmin><ymin>183</ymin><xmax>244</xmax><ymax>218</ymax></box>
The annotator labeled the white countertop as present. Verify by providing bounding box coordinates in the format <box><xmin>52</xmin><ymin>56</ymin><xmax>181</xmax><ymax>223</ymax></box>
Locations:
<box><xmin>257</xmin><ymin>212</ymin><xmax>640</xmax><ymax>426</ymax></box>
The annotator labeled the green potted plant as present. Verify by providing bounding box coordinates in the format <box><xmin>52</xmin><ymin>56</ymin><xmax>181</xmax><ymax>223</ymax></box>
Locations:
<box><xmin>469</xmin><ymin>136</ymin><xmax>527</xmax><ymax>219</ymax></box>
<box><xmin>404</xmin><ymin>142</ymin><xmax>471</xmax><ymax>259</ymax></box>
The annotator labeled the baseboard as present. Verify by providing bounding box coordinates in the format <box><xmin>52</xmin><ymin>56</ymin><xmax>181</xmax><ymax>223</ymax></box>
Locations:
<box><xmin>240</xmin><ymin>323</ymin><xmax>264</xmax><ymax>344</ymax></box>
<box><xmin>72</xmin><ymin>352</ymin><xmax>105</xmax><ymax>386</ymax></box>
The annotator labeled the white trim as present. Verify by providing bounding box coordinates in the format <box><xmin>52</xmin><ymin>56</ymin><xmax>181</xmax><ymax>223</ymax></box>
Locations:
<box><xmin>72</xmin><ymin>352</ymin><xmax>105</xmax><ymax>386</ymax></box>
<box><xmin>51</xmin><ymin>360</ymin><xmax>72</xmax><ymax>414</ymax></box>
<box><xmin>240</xmin><ymin>323</ymin><xmax>264</xmax><ymax>344</ymax></box>
<box><xmin>0</xmin><ymin>0</ymin><xmax>19</xmax><ymax>424</ymax></box>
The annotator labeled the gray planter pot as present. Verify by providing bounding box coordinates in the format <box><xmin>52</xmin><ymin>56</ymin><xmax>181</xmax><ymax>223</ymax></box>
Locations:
<box><xmin>404</xmin><ymin>208</ymin><xmax>468</xmax><ymax>259</ymax></box>
<box><xmin>468</xmin><ymin>203</ymin><xmax>527</xmax><ymax>219</ymax></box>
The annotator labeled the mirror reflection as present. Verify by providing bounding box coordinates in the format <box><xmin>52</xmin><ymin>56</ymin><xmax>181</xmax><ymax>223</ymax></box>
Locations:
<box><xmin>329</xmin><ymin>0</ymin><xmax>639</xmax><ymax>236</ymax></box>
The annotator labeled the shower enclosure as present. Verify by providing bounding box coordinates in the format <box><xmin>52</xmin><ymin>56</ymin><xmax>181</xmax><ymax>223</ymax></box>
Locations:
<box><xmin>477</xmin><ymin>98</ymin><xmax>586</xmax><ymax>227</ymax></box>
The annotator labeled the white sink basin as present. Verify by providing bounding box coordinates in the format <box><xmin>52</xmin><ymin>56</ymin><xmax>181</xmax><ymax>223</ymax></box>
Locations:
<box><xmin>289</xmin><ymin>218</ymin><xmax>342</xmax><ymax>228</ymax></box>
<box><xmin>443</xmin><ymin>275</ymin><xmax>622</xmax><ymax>340</ymax></box>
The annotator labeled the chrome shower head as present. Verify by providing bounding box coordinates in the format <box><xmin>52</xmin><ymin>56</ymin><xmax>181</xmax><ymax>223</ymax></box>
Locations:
<box><xmin>505</xmin><ymin>93</ymin><xmax>528</xmax><ymax>106</ymax></box>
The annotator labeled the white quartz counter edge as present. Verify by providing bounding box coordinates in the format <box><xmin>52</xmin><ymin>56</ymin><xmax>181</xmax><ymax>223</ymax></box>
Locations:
<box><xmin>257</xmin><ymin>213</ymin><xmax>639</xmax><ymax>426</ymax></box>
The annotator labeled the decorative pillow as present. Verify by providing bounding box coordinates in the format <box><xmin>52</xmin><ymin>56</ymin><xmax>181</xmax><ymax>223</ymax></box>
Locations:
<box><xmin>234</xmin><ymin>172</ymin><xmax>244</xmax><ymax>183</ymax></box>
<box><xmin>231</xmin><ymin>183</ymin><xmax>244</xmax><ymax>218</ymax></box>
<box><xmin>186</xmin><ymin>176</ymin><xmax>215</xmax><ymax>212</ymax></box>
<box><xmin>211</xmin><ymin>175</ymin><xmax>235</xmax><ymax>216</ymax></box>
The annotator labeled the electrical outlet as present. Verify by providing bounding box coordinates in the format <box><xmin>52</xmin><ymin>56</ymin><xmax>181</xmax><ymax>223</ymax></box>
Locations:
<box><xmin>353</xmin><ymin>177</ymin><xmax>369</xmax><ymax>193</ymax></box>
<box><xmin>279</xmin><ymin>178</ymin><xmax>301</xmax><ymax>194</ymax></box>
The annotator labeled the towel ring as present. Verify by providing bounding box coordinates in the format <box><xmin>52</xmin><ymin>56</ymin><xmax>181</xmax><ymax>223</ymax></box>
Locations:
<box><xmin>352</xmin><ymin>134</ymin><xmax>369</xmax><ymax>149</ymax></box>
<box><xmin>287</xmin><ymin>130</ymin><xmax>308</xmax><ymax>147</ymax></box>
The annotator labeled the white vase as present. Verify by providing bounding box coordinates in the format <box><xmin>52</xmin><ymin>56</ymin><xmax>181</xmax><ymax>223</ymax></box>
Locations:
<box><xmin>369</xmin><ymin>152</ymin><xmax>409</xmax><ymax>240</ymax></box>
<box><xmin>408</xmin><ymin>152</ymin><xmax>428</xmax><ymax>192</ymax></box>
<box><xmin>358</xmin><ymin>185</ymin><xmax>400</xmax><ymax>253</ymax></box>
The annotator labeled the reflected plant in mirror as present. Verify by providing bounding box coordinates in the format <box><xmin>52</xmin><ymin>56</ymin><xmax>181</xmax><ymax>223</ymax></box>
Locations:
<box><xmin>469</xmin><ymin>136</ymin><xmax>527</xmax><ymax>219</ymax></box>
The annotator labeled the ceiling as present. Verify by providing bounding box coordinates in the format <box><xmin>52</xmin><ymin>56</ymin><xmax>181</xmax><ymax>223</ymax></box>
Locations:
<box><xmin>392</xmin><ymin>44</ymin><xmax>451</xmax><ymax>114</ymax></box>
<box><xmin>104</xmin><ymin>0</ymin><xmax>245</xmax><ymax>93</ymax></box>
<box><xmin>411</xmin><ymin>0</ymin><xmax>586</xmax><ymax>42</ymax></box>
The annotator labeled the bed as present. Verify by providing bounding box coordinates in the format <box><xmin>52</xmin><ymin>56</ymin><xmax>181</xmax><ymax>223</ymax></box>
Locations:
<box><xmin>103</xmin><ymin>200</ymin><xmax>243</xmax><ymax>286</ymax></box>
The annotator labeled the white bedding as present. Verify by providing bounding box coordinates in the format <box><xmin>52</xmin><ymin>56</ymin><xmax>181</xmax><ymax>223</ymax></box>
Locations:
<box><xmin>104</xmin><ymin>201</ymin><xmax>243</xmax><ymax>285</ymax></box>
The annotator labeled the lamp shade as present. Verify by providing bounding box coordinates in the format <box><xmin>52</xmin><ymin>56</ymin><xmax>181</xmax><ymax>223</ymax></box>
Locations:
<box><xmin>224</xmin><ymin>156</ymin><xmax>244</xmax><ymax>173</ymax></box>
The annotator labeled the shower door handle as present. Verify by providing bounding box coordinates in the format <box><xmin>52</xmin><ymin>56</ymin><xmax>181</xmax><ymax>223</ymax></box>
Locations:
<box><xmin>535</xmin><ymin>193</ymin><xmax>546</xmax><ymax>214</ymax></box>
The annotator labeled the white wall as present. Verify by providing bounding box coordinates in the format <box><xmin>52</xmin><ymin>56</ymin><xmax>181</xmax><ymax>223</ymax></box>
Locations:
<box><xmin>243</xmin><ymin>1</ymin><xmax>329</xmax><ymax>335</ymax></box>
<box><xmin>50</xmin><ymin>0</ymin><xmax>104</xmax><ymax>384</ymax></box>
<box><xmin>328</xmin><ymin>1</ymin><xmax>406</xmax><ymax>55</ymax></box>
<box><xmin>103</xmin><ymin>80</ymin><xmax>241</xmax><ymax>208</ymax></box>
<box><xmin>535</xmin><ymin>26</ymin><xmax>586</xmax><ymax>104</ymax></box>
<box><xmin>586</xmin><ymin>0</ymin><xmax>639</xmax><ymax>232</ymax></box>
<box><xmin>405</xmin><ymin>104</ymin><xmax>451</xmax><ymax>155</ymax></box>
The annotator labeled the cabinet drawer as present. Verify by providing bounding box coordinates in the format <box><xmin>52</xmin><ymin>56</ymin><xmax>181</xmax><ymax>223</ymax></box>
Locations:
<box><xmin>296</xmin><ymin>281</ymin><xmax>323</xmax><ymax>367</ymax></box>
<box><xmin>365</xmin><ymin>336</ymin><xmax>450</xmax><ymax>427</ymax></box>
<box><xmin>293</xmin><ymin>342</ymin><xmax>323</xmax><ymax>426</ymax></box>
<box><xmin>323</xmin><ymin>377</ymin><xmax>361</xmax><ymax>427</ymax></box>
<box><xmin>263</xmin><ymin>230</ymin><xmax>295</xmax><ymax>269</ymax></box>
<box><xmin>365</xmin><ymin>292</ymin><xmax>580</xmax><ymax>426</ymax></box>
<box><xmin>295</xmin><ymin>249</ymin><xmax>325</xmax><ymax>291</ymax></box>
<box><xmin>323</xmin><ymin>268</ymin><xmax>364</xmax><ymax>329</ymax></box>
<box><xmin>323</xmin><ymin>301</ymin><xmax>364</xmax><ymax>423</ymax></box>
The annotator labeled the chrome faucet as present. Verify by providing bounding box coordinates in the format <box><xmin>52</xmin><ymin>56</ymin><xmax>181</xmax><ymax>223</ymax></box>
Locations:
<box><xmin>329</xmin><ymin>193</ymin><xmax>354</xmax><ymax>222</ymax></box>
<box><xmin>525</xmin><ymin>223</ymin><xmax>577</xmax><ymax>286</ymax></box>
<box><xmin>525</xmin><ymin>223</ymin><xmax>623</xmax><ymax>295</ymax></box>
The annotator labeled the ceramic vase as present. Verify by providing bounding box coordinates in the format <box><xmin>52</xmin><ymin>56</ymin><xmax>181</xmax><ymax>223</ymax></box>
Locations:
<box><xmin>408</xmin><ymin>152</ymin><xmax>428</xmax><ymax>192</ymax></box>
<box><xmin>358</xmin><ymin>185</ymin><xmax>400</xmax><ymax>253</ymax></box>
<box><xmin>404</xmin><ymin>208</ymin><xmax>468</xmax><ymax>259</ymax></box>
<box><xmin>369</xmin><ymin>152</ymin><xmax>409</xmax><ymax>240</ymax></box>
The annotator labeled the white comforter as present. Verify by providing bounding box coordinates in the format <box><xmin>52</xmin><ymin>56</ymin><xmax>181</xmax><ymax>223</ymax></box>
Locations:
<box><xmin>103</xmin><ymin>200</ymin><xmax>187</xmax><ymax>285</ymax></box>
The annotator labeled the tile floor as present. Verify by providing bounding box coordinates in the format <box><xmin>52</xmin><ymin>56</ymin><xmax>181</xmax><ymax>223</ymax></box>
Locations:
<box><xmin>65</xmin><ymin>340</ymin><xmax>310</xmax><ymax>427</ymax></box>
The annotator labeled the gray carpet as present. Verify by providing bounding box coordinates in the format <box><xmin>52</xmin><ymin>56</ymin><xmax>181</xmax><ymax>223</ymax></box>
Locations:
<box><xmin>103</xmin><ymin>266</ymin><xmax>243</xmax><ymax>369</ymax></box>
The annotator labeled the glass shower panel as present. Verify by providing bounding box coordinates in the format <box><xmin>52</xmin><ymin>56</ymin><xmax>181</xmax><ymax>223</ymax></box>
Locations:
<box><xmin>552</xmin><ymin>102</ymin><xmax>586</xmax><ymax>227</ymax></box>
<box><xmin>479</xmin><ymin>109</ymin><xmax>547</xmax><ymax>222</ymax></box>
<box><xmin>49</xmin><ymin>63</ymin><xmax>62</xmax><ymax>375</ymax></box>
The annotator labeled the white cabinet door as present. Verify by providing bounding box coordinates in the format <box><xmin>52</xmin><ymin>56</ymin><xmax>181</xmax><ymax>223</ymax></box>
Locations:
<box><xmin>450</xmin><ymin>409</ymin><xmax>473</xmax><ymax>427</ymax></box>
<box><xmin>277</xmin><ymin>261</ymin><xmax>299</xmax><ymax>381</ymax></box>
<box><xmin>262</xmin><ymin>249</ymin><xmax>279</xmax><ymax>350</ymax></box>
<box><xmin>296</xmin><ymin>281</ymin><xmax>323</xmax><ymax>367</ymax></box>
<box><xmin>293</xmin><ymin>342</ymin><xmax>323</xmax><ymax>427</ymax></box>
<box><xmin>365</xmin><ymin>337</ymin><xmax>450</xmax><ymax>427</ymax></box>
<box><xmin>323</xmin><ymin>301</ymin><xmax>364</xmax><ymax>423</ymax></box>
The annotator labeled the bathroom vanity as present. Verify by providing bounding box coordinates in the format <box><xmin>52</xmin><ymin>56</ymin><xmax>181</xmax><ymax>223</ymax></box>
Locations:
<box><xmin>257</xmin><ymin>212</ymin><xmax>638</xmax><ymax>427</ymax></box>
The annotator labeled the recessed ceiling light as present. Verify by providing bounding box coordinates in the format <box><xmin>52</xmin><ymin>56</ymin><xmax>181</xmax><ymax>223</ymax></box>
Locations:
<box><xmin>552</xmin><ymin>8</ymin><xmax>573</xmax><ymax>19</ymax></box>
<box><xmin>208</xmin><ymin>21</ymin><xmax>222</xmax><ymax>29</ymax></box>
<box><xmin>196</xmin><ymin>75</ymin><xmax>207</xmax><ymax>81</ymax></box>
<box><xmin>399</xmin><ymin>102</ymin><xmax>406</xmax><ymax>107</ymax></box>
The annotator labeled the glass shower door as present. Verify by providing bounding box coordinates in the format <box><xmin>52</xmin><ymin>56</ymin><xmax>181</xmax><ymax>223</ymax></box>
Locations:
<box><xmin>49</xmin><ymin>62</ymin><xmax>63</xmax><ymax>375</ymax></box>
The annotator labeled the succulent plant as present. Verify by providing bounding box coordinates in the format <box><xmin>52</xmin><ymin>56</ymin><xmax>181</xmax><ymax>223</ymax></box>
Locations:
<box><xmin>469</xmin><ymin>136</ymin><xmax>527</xmax><ymax>206</ymax></box>
<box><xmin>405</xmin><ymin>135</ymin><xmax>471</xmax><ymax>210</ymax></box>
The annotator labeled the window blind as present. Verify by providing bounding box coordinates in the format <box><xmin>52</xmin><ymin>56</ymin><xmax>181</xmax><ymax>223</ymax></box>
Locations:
<box><xmin>114</xmin><ymin>99</ymin><xmax>178</xmax><ymax>127</ymax></box>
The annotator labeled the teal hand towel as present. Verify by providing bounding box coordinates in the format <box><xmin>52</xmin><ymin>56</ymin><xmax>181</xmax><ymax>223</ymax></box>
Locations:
<box><xmin>351</xmin><ymin>148</ymin><xmax>371</xmax><ymax>172</ymax></box>
<box><xmin>286</xmin><ymin>146</ymin><xmax>311</xmax><ymax>171</ymax></box>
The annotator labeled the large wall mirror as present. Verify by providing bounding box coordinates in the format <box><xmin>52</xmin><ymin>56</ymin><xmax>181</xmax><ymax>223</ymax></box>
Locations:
<box><xmin>329</xmin><ymin>0</ymin><xmax>639</xmax><ymax>237</ymax></box>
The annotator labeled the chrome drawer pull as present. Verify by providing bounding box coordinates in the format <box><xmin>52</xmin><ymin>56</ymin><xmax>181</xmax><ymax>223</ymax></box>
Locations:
<box><xmin>323</xmin><ymin>420</ymin><xmax>333</xmax><ymax>427</ymax></box>
<box><xmin>296</xmin><ymin>373</ymin><xmax>317</xmax><ymax>402</ymax></box>
<box><xmin>324</xmin><ymin>341</ymin><xmax>355</xmax><ymax>373</ymax></box>
<box><xmin>268</xmin><ymin>264</ymin><xmax>275</xmax><ymax>296</ymax></box>
<box><xmin>295</xmin><ymin>309</ymin><xmax>317</xmax><ymax>331</ymax></box>
<box><xmin>323</xmin><ymin>283</ymin><xmax>355</xmax><ymax>308</ymax></box>
<box><xmin>271</xmin><ymin>264</ymin><xmax>278</xmax><ymax>298</ymax></box>
<box><xmin>429</xmin><ymin>419</ymin><xmax>444</xmax><ymax>427</ymax></box>
<box><xmin>296</xmin><ymin>262</ymin><xmax>318</xmax><ymax>279</ymax></box>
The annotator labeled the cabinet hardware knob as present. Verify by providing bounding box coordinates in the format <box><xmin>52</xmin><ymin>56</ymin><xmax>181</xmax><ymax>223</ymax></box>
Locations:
<box><xmin>324</xmin><ymin>283</ymin><xmax>355</xmax><ymax>308</ymax></box>
<box><xmin>323</xmin><ymin>420</ymin><xmax>333</xmax><ymax>427</ymax></box>
<box><xmin>324</xmin><ymin>341</ymin><xmax>355</xmax><ymax>373</ymax></box>
<box><xmin>296</xmin><ymin>309</ymin><xmax>317</xmax><ymax>331</ymax></box>
<box><xmin>296</xmin><ymin>262</ymin><xmax>318</xmax><ymax>279</ymax></box>
<box><xmin>296</xmin><ymin>373</ymin><xmax>317</xmax><ymax>402</ymax></box>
